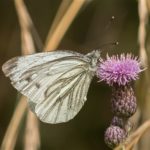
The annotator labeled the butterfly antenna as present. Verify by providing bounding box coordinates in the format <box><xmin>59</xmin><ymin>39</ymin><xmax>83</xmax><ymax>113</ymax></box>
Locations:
<box><xmin>86</xmin><ymin>16</ymin><xmax>116</xmax><ymax>49</ymax></box>
<box><xmin>104</xmin><ymin>16</ymin><xmax>115</xmax><ymax>32</ymax></box>
<box><xmin>97</xmin><ymin>41</ymin><xmax>119</xmax><ymax>49</ymax></box>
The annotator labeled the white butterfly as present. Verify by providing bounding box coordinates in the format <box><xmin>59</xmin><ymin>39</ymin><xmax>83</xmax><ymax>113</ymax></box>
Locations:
<box><xmin>2</xmin><ymin>50</ymin><xmax>101</xmax><ymax>124</ymax></box>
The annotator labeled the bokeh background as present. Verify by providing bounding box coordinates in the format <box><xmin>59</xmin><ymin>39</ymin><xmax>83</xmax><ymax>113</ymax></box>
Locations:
<box><xmin>0</xmin><ymin>0</ymin><xmax>149</xmax><ymax>150</ymax></box>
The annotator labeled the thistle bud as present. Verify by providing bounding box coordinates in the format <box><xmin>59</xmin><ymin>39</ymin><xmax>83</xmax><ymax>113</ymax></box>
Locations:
<box><xmin>104</xmin><ymin>125</ymin><xmax>126</xmax><ymax>148</ymax></box>
<box><xmin>111</xmin><ymin>85</ymin><xmax>137</xmax><ymax>118</ymax></box>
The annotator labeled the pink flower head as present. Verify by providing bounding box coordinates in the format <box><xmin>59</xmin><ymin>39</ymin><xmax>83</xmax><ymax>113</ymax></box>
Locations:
<box><xmin>96</xmin><ymin>54</ymin><xmax>142</xmax><ymax>86</ymax></box>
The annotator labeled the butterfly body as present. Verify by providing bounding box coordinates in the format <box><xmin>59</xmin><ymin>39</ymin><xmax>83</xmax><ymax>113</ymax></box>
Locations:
<box><xmin>2</xmin><ymin>50</ymin><xmax>101</xmax><ymax>123</ymax></box>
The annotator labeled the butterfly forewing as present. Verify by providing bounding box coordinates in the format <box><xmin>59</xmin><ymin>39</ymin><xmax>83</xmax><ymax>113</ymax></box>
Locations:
<box><xmin>2</xmin><ymin>50</ymin><xmax>97</xmax><ymax>123</ymax></box>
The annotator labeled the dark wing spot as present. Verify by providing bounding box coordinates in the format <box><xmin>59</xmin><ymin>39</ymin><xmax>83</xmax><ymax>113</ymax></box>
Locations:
<box><xmin>35</xmin><ymin>83</ymin><xmax>40</xmax><ymax>89</ymax></box>
<box><xmin>26</xmin><ymin>77</ymin><xmax>32</xmax><ymax>82</ymax></box>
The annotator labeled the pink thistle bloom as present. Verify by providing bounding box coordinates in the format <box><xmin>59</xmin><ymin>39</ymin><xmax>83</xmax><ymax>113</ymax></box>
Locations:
<box><xmin>96</xmin><ymin>54</ymin><xmax>142</xmax><ymax>86</ymax></box>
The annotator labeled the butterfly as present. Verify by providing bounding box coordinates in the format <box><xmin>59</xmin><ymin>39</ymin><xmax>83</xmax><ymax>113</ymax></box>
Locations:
<box><xmin>2</xmin><ymin>50</ymin><xmax>101</xmax><ymax>124</ymax></box>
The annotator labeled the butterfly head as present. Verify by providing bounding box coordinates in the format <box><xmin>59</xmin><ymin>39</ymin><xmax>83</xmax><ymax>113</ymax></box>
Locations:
<box><xmin>86</xmin><ymin>50</ymin><xmax>101</xmax><ymax>67</ymax></box>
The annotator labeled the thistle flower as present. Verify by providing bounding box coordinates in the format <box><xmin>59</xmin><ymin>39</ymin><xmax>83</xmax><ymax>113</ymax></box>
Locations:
<box><xmin>97</xmin><ymin>54</ymin><xmax>142</xmax><ymax>86</ymax></box>
<box><xmin>104</xmin><ymin>125</ymin><xmax>126</xmax><ymax>148</ymax></box>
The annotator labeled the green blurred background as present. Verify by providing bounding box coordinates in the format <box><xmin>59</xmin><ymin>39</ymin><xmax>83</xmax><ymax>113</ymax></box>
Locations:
<box><xmin>0</xmin><ymin>0</ymin><xmax>140</xmax><ymax>149</ymax></box>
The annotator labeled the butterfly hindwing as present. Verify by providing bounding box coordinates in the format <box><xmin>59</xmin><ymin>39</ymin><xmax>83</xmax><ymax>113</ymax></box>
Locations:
<box><xmin>35</xmin><ymin>64</ymin><xmax>93</xmax><ymax>123</ymax></box>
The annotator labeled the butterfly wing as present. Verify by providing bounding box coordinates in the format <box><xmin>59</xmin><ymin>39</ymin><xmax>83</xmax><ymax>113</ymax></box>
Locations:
<box><xmin>2</xmin><ymin>50</ymin><xmax>95</xmax><ymax>123</ymax></box>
